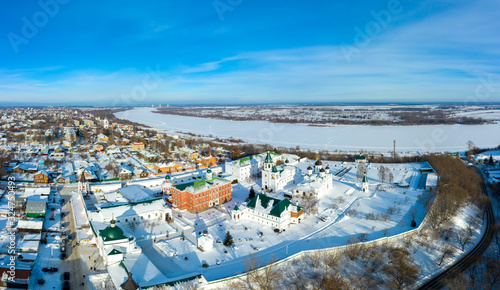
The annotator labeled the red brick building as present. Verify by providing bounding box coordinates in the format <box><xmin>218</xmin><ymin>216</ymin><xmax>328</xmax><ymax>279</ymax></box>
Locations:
<box><xmin>169</xmin><ymin>169</ymin><xmax>232</xmax><ymax>213</ymax></box>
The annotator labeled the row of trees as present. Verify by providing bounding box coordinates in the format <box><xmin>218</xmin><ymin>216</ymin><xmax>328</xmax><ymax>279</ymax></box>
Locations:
<box><xmin>424</xmin><ymin>155</ymin><xmax>483</xmax><ymax>230</ymax></box>
<box><xmin>224</xmin><ymin>242</ymin><xmax>420</xmax><ymax>290</ymax></box>
<box><xmin>156</xmin><ymin>107</ymin><xmax>487</xmax><ymax>126</ymax></box>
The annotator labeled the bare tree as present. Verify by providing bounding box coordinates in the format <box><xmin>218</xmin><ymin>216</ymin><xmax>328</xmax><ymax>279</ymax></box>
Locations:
<box><xmin>417</xmin><ymin>190</ymin><xmax>435</xmax><ymax>211</ymax></box>
<box><xmin>347</xmin><ymin>209</ymin><xmax>358</xmax><ymax>218</ymax></box>
<box><xmin>467</xmin><ymin>256</ymin><xmax>480</xmax><ymax>287</ymax></box>
<box><xmin>302</xmin><ymin>194</ymin><xmax>319</xmax><ymax>215</ymax></box>
<box><xmin>388</xmin><ymin>172</ymin><xmax>394</xmax><ymax>184</ymax></box>
<box><xmin>444</xmin><ymin>272</ymin><xmax>470</xmax><ymax>290</ymax></box>
<box><xmin>234</xmin><ymin>254</ymin><xmax>281</xmax><ymax>290</ymax></box>
<box><xmin>437</xmin><ymin>243</ymin><xmax>456</xmax><ymax>266</ymax></box>
<box><xmin>483</xmin><ymin>251</ymin><xmax>500</xmax><ymax>289</ymax></box>
<box><xmin>409</xmin><ymin>208</ymin><xmax>418</xmax><ymax>220</ymax></box>
<box><xmin>382</xmin><ymin>247</ymin><xmax>420</xmax><ymax>289</ymax></box>
<box><xmin>344</xmin><ymin>238</ymin><xmax>363</xmax><ymax>260</ymax></box>
<box><xmin>128</xmin><ymin>221</ymin><xmax>136</xmax><ymax>232</ymax></box>
<box><xmin>358</xmin><ymin>232</ymin><xmax>369</xmax><ymax>242</ymax></box>
<box><xmin>356</xmin><ymin>163</ymin><xmax>365</xmax><ymax>180</ymax></box>
<box><xmin>378</xmin><ymin>166</ymin><xmax>388</xmax><ymax>182</ymax></box>
<box><xmin>455</xmin><ymin>226</ymin><xmax>473</xmax><ymax>251</ymax></box>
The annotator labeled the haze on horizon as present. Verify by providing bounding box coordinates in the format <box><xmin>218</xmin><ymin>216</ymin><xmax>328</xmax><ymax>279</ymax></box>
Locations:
<box><xmin>1</xmin><ymin>0</ymin><xmax>499</xmax><ymax>105</ymax></box>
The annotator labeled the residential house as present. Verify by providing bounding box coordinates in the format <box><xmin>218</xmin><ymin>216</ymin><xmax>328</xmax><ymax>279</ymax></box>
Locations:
<box><xmin>25</xmin><ymin>200</ymin><xmax>47</xmax><ymax>218</ymax></box>
<box><xmin>131</xmin><ymin>142</ymin><xmax>145</xmax><ymax>151</ymax></box>
<box><xmin>118</xmin><ymin>167</ymin><xmax>132</xmax><ymax>181</ymax></box>
<box><xmin>97</xmin><ymin>134</ymin><xmax>109</xmax><ymax>143</ymax></box>
<box><xmin>33</xmin><ymin>170</ymin><xmax>49</xmax><ymax>184</ymax></box>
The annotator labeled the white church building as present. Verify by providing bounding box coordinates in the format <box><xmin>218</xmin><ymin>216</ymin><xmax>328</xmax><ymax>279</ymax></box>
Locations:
<box><xmin>232</xmin><ymin>193</ymin><xmax>304</xmax><ymax>229</ymax></box>
<box><xmin>225</xmin><ymin>152</ymin><xmax>282</xmax><ymax>181</ymax></box>
<box><xmin>262</xmin><ymin>152</ymin><xmax>302</xmax><ymax>192</ymax></box>
<box><xmin>97</xmin><ymin>218</ymin><xmax>141</xmax><ymax>266</ymax></box>
<box><xmin>293</xmin><ymin>160</ymin><xmax>333</xmax><ymax>197</ymax></box>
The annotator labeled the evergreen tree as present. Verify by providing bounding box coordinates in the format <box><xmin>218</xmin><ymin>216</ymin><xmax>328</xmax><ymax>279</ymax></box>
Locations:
<box><xmin>223</xmin><ymin>231</ymin><xmax>233</xmax><ymax>246</ymax></box>
<box><xmin>489</xmin><ymin>154</ymin><xmax>494</xmax><ymax>166</ymax></box>
<box><xmin>248</xmin><ymin>187</ymin><xmax>256</xmax><ymax>199</ymax></box>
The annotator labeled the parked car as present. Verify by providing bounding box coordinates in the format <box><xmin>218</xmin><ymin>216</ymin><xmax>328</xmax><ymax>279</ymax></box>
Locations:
<box><xmin>61</xmin><ymin>252</ymin><xmax>67</xmax><ymax>260</ymax></box>
<box><xmin>62</xmin><ymin>231</ymin><xmax>66</xmax><ymax>237</ymax></box>
<box><xmin>63</xmin><ymin>272</ymin><xmax>70</xmax><ymax>280</ymax></box>
<box><xmin>61</xmin><ymin>246</ymin><xmax>66</xmax><ymax>252</ymax></box>
<box><xmin>42</xmin><ymin>267</ymin><xmax>58</xmax><ymax>273</ymax></box>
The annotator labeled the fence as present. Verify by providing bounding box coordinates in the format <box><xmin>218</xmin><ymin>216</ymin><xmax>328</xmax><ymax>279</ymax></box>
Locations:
<box><xmin>206</xmin><ymin>209</ymin><xmax>431</xmax><ymax>287</ymax></box>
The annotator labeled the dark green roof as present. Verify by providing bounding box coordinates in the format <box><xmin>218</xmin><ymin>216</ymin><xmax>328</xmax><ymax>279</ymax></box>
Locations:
<box><xmin>99</xmin><ymin>225</ymin><xmax>128</xmax><ymax>242</ymax></box>
<box><xmin>233</xmin><ymin>205</ymin><xmax>240</xmax><ymax>211</ymax></box>
<box><xmin>272</xmin><ymin>166</ymin><xmax>278</xmax><ymax>173</ymax></box>
<box><xmin>108</xmin><ymin>248</ymin><xmax>123</xmax><ymax>255</ymax></box>
<box><xmin>264</xmin><ymin>152</ymin><xmax>273</xmax><ymax>163</ymax></box>
<box><xmin>246</xmin><ymin>194</ymin><xmax>301</xmax><ymax>218</ymax></box>
<box><xmin>247</xmin><ymin>194</ymin><xmax>278</xmax><ymax>211</ymax></box>
<box><xmin>270</xmin><ymin>198</ymin><xmax>293</xmax><ymax>217</ymax></box>
<box><xmin>173</xmin><ymin>177</ymin><xmax>230</xmax><ymax>193</ymax></box>
<box><xmin>355</xmin><ymin>155</ymin><xmax>366</xmax><ymax>160</ymax></box>
<box><xmin>362</xmin><ymin>175</ymin><xmax>368</xmax><ymax>183</ymax></box>
<box><xmin>173</xmin><ymin>181</ymin><xmax>196</xmax><ymax>191</ymax></box>
<box><xmin>165</xmin><ymin>175</ymin><xmax>171</xmax><ymax>180</ymax></box>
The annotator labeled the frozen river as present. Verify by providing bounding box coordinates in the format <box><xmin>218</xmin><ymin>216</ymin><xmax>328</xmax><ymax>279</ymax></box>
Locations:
<box><xmin>116</xmin><ymin>108</ymin><xmax>500</xmax><ymax>153</ymax></box>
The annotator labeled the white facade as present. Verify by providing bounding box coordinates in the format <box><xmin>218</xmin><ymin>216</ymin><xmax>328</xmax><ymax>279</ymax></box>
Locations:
<box><xmin>225</xmin><ymin>152</ymin><xmax>282</xmax><ymax>181</ymax></box>
<box><xmin>97</xmin><ymin>222</ymin><xmax>141</xmax><ymax>266</ymax></box>
<box><xmin>262</xmin><ymin>165</ymin><xmax>301</xmax><ymax>192</ymax></box>
<box><xmin>232</xmin><ymin>194</ymin><xmax>303</xmax><ymax>230</ymax></box>
<box><xmin>293</xmin><ymin>162</ymin><xmax>333</xmax><ymax>197</ymax></box>
<box><xmin>96</xmin><ymin>198</ymin><xmax>171</xmax><ymax>224</ymax></box>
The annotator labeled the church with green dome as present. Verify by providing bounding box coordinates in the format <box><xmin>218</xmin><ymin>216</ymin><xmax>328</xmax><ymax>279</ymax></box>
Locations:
<box><xmin>97</xmin><ymin>217</ymin><xmax>141</xmax><ymax>266</ymax></box>
<box><xmin>99</xmin><ymin>219</ymin><xmax>128</xmax><ymax>242</ymax></box>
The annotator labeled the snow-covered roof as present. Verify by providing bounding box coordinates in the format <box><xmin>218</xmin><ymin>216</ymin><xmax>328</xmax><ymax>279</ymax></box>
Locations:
<box><xmin>426</xmin><ymin>173</ymin><xmax>439</xmax><ymax>188</ymax></box>
<box><xmin>16</xmin><ymin>220</ymin><xmax>43</xmax><ymax>230</ymax></box>
<box><xmin>95</xmin><ymin>198</ymin><xmax>166</xmax><ymax>222</ymax></box>
<box><xmin>117</xmin><ymin>185</ymin><xmax>154</xmax><ymax>203</ymax></box>
<box><xmin>173</xmin><ymin>177</ymin><xmax>230</xmax><ymax>194</ymax></box>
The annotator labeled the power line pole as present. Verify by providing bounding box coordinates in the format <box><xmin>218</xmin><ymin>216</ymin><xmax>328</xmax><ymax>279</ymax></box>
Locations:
<box><xmin>393</xmin><ymin>140</ymin><xmax>396</xmax><ymax>159</ymax></box>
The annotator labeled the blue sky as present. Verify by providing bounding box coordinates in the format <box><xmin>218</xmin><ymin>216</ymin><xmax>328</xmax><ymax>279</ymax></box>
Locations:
<box><xmin>0</xmin><ymin>0</ymin><xmax>499</xmax><ymax>105</ymax></box>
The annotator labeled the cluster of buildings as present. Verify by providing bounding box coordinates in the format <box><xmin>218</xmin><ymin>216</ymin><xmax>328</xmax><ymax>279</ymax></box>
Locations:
<box><xmin>0</xmin><ymin>187</ymin><xmax>52</xmax><ymax>288</ymax></box>
<box><xmin>225</xmin><ymin>152</ymin><xmax>341</xmax><ymax>230</ymax></box>
<box><xmin>0</xmin><ymin>107</ymin><xmax>394</xmax><ymax>289</ymax></box>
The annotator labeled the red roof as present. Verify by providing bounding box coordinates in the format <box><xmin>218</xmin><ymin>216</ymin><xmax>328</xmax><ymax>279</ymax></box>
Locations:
<box><xmin>0</xmin><ymin>267</ymin><xmax>31</xmax><ymax>280</ymax></box>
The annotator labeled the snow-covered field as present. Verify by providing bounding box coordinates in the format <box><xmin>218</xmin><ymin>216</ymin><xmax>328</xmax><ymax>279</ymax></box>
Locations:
<box><xmin>116</xmin><ymin>108</ymin><xmax>500</xmax><ymax>152</ymax></box>
<box><xmin>454</xmin><ymin>109</ymin><xmax>500</xmax><ymax>121</ymax></box>
<box><xmin>474</xmin><ymin>149</ymin><xmax>500</xmax><ymax>161</ymax></box>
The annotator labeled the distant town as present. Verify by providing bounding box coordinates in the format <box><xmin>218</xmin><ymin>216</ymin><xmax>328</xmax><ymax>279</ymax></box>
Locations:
<box><xmin>0</xmin><ymin>106</ymin><xmax>498</xmax><ymax>289</ymax></box>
